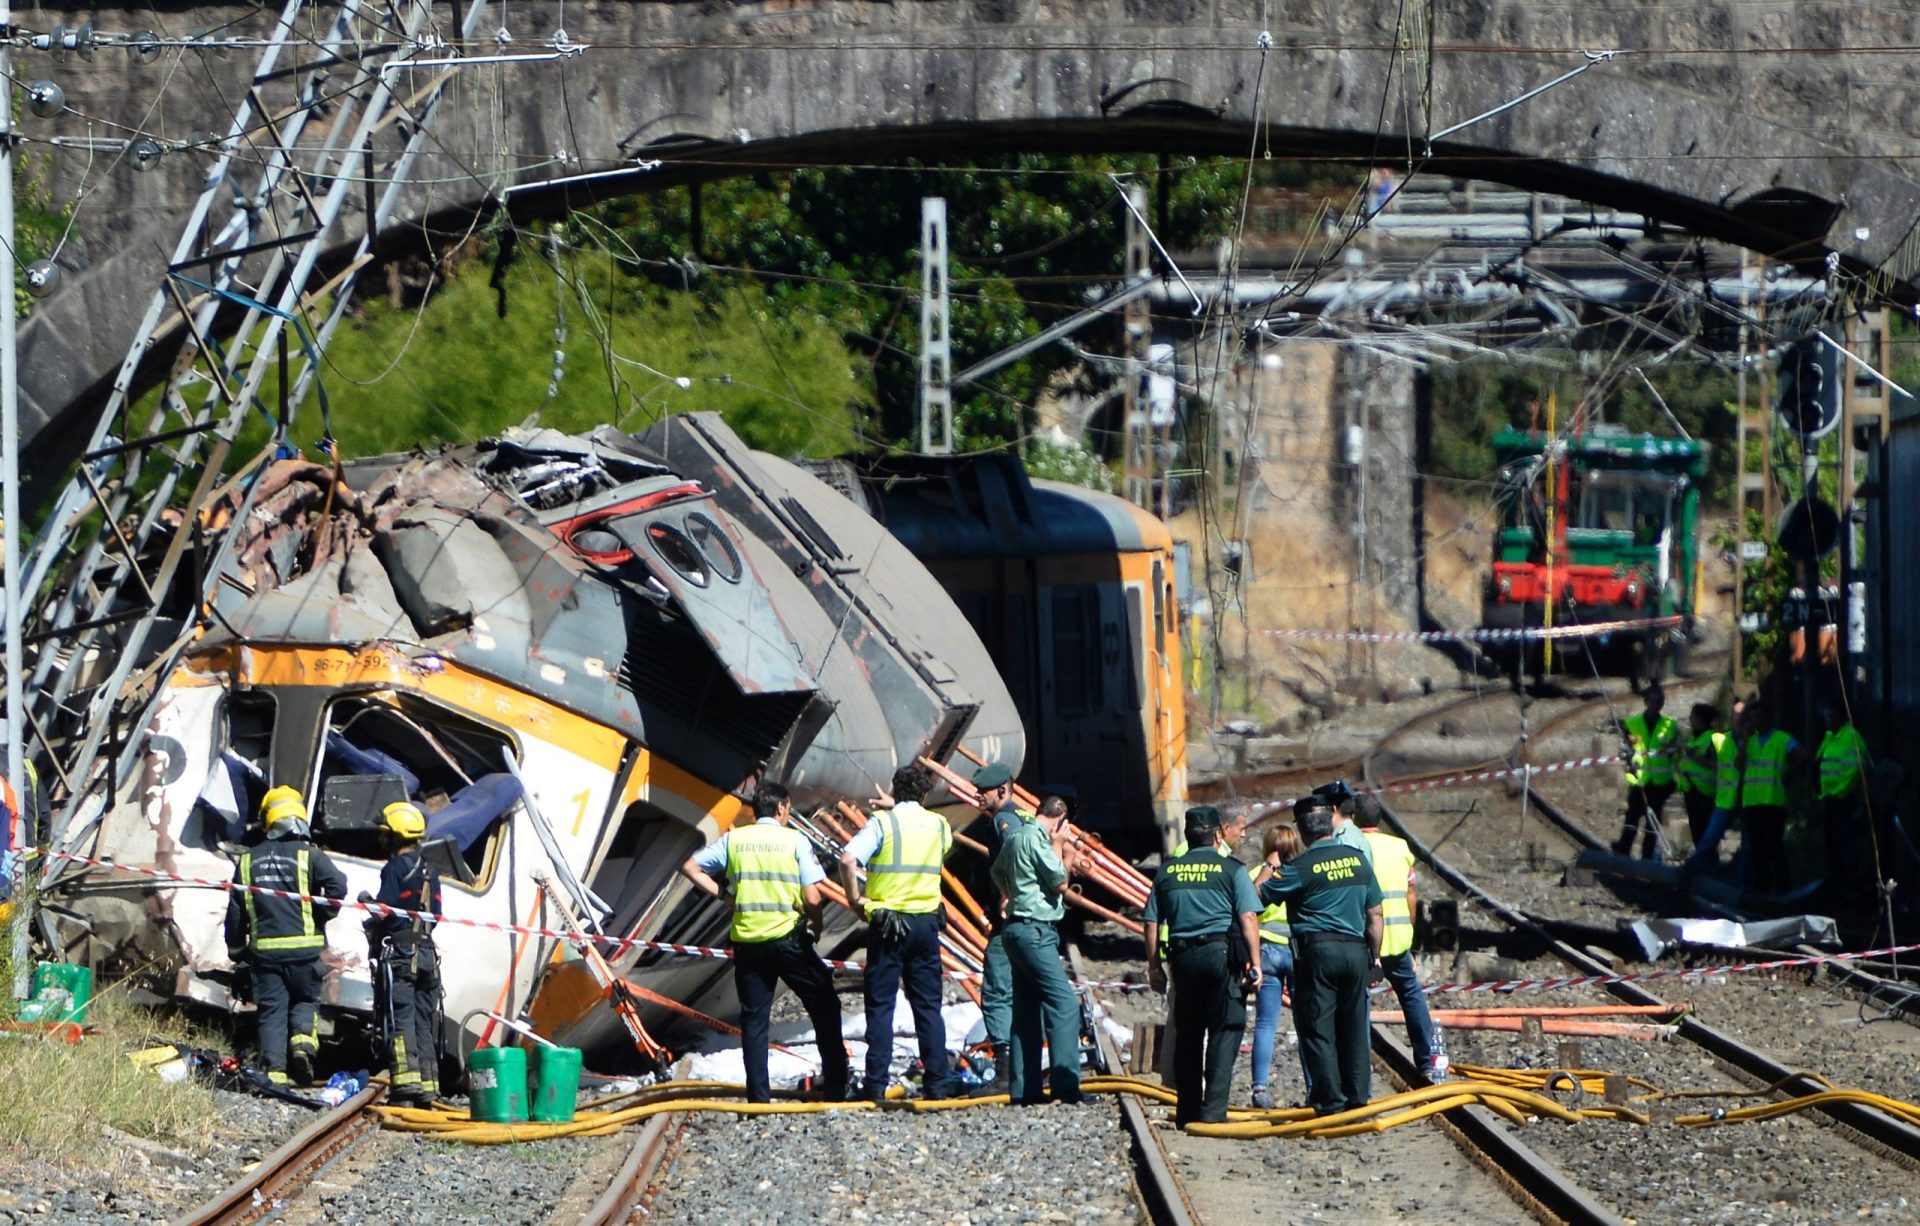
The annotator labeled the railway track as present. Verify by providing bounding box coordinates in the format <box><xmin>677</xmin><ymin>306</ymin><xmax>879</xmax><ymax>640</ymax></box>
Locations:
<box><xmin>1361</xmin><ymin>691</ymin><xmax>1920</xmax><ymax>1221</ymax></box>
<box><xmin>175</xmin><ymin>1084</ymin><xmax>385</xmax><ymax>1226</ymax></box>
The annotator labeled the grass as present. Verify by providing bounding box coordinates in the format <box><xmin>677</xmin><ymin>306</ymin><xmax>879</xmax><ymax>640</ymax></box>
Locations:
<box><xmin>0</xmin><ymin>951</ymin><xmax>223</xmax><ymax>1170</ymax></box>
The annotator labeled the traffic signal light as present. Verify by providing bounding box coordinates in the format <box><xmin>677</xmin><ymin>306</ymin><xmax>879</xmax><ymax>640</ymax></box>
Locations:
<box><xmin>1774</xmin><ymin>339</ymin><xmax>1841</xmax><ymax>439</ymax></box>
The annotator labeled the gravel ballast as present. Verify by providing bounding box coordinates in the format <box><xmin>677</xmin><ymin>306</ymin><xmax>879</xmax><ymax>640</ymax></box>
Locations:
<box><xmin>649</xmin><ymin>1103</ymin><xmax>1143</xmax><ymax>1226</ymax></box>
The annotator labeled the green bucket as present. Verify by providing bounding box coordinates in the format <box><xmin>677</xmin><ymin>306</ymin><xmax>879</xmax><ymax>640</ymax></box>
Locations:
<box><xmin>467</xmin><ymin>1047</ymin><xmax>528</xmax><ymax>1123</ymax></box>
<box><xmin>30</xmin><ymin>962</ymin><xmax>93</xmax><ymax>1024</ymax></box>
<box><xmin>530</xmin><ymin>1045</ymin><xmax>584</xmax><ymax>1123</ymax></box>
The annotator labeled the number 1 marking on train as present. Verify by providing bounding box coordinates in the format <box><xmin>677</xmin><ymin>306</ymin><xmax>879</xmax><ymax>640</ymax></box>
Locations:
<box><xmin>570</xmin><ymin>790</ymin><xmax>593</xmax><ymax>837</ymax></box>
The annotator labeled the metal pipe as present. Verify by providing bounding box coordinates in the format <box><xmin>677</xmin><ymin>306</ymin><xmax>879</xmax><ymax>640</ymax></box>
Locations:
<box><xmin>1</xmin><ymin>0</ymin><xmax>27</xmax><ymax>999</ymax></box>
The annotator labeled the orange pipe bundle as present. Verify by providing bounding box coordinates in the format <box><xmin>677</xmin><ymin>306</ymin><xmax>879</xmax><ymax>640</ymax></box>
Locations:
<box><xmin>1431</xmin><ymin>1005</ymin><xmax>1686</xmax><ymax>1020</ymax></box>
<box><xmin>1374</xmin><ymin>1013</ymin><xmax>1676</xmax><ymax>1040</ymax></box>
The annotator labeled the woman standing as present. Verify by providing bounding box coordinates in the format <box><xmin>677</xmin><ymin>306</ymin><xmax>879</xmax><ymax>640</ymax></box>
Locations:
<box><xmin>1247</xmin><ymin>823</ymin><xmax>1303</xmax><ymax>1109</ymax></box>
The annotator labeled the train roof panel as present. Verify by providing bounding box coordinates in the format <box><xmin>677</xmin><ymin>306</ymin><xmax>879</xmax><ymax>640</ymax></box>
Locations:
<box><xmin>851</xmin><ymin>454</ymin><xmax>1170</xmax><ymax>560</ymax></box>
<box><xmin>1492</xmin><ymin>427</ymin><xmax>1709</xmax><ymax>477</ymax></box>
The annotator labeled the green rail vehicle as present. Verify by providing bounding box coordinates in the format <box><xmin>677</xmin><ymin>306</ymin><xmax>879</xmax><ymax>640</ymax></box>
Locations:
<box><xmin>1481</xmin><ymin>426</ymin><xmax>1709</xmax><ymax>675</ymax></box>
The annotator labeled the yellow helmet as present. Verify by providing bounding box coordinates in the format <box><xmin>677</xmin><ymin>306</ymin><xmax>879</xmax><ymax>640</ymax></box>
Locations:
<box><xmin>260</xmin><ymin>785</ymin><xmax>308</xmax><ymax>830</ymax></box>
<box><xmin>381</xmin><ymin>801</ymin><xmax>427</xmax><ymax>841</ymax></box>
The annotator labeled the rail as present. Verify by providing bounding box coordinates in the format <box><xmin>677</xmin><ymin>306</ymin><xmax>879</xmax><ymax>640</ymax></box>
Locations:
<box><xmin>578</xmin><ymin>1110</ymin><xmax>685</xmax><ymax>1226</ymax></box>
<box><xmin>174</xmin><ymin>1083</ymin><xmax>384</xmax><ymax>1226</ymax></box>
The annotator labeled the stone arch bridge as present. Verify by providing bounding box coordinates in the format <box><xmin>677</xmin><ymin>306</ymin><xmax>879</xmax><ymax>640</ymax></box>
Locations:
<box><xmin>18</xmin><ymin>0</ymin><xmax>1920</xmax><ymax>458</ymax></box>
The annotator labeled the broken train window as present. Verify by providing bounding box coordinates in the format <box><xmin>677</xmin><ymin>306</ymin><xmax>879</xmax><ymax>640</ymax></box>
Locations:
<box><xmin>309</xmin><ymin>692</ymin><xmax>521</xmax><ymax>890</ymax></box>
<box><xmin>186</xmin><ymin>691</ymin><xmax>277</xmax><ymax>850</ymax></box>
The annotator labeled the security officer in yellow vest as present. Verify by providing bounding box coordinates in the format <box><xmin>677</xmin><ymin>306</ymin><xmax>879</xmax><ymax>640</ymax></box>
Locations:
<box><xmin>1355</xmin><ymin>800</ymin><xmax>1446</xmax><ymax>1081</ymax></box>
<box><xmin>1815</xmin><ymin>701</ymin><xmax>1872</xmax><ymax>890</ymax></box>
<box><xmin>839</xmin><ymin>763</ymin><xmax>958</xmax><ymax>1101</ymax></box>
<box><xmin>681</xmin><ymin>782</ymin><xmax>850</xmax><ymax>1104</ymax></box>
<box><xmin>1259</xmin><ymin>794</ymin><xmax>1383</xmax><ymax>1116</ymax></box>
<box><xmin>1729</xmin><ymin>698</ymin><xmax>1802</xmax><ymax>893</ymax></box>
<box><xmin>366</xmin><ymin>801</ymin><xmax>443</xmax><ymax>1107</ymax></box>
<box><xmin>1614</xmin><ymin>684</ymin><xmax>1680</xmax><ymax>859</ymax></box>
<box><xmin>1144</xmin><ymin>805</ymin><xmax>1261</xmax><ymax>1125</ymax></box>
<box><xmin>223</xmin><ymin>786</ymin><xmax>346</xmax><ymax>1086</ymax></box>
<box><xmin>1676</xmin><ymin>703</ymin><xmax>1736</xmax><ymax>850</ymax></box>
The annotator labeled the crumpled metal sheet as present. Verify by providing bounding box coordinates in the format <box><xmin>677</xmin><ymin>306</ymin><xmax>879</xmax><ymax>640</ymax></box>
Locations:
<box><xmin>1628</xmin><ymin>915</ymin><xmax>1841</xmax><ymax>961</ymax></box>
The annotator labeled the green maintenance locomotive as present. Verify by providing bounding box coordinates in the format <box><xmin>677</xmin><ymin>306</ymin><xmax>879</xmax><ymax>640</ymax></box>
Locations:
<box><xmin>1481</xmin><ymin>426</ymin><xmax>1709</xmax><ymax>677</ymax></box>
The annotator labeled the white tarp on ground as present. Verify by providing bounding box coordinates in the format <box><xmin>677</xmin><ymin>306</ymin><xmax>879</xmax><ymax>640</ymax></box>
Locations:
<box><xmin>1629</xmin><ymin>915</ymin><xmax>1840</xmax><ymax>961</ymax></box>
<box><xmin>683</xmin><ymin>997</ymin><xmax>985</xmax><ymax>1087</ymax></box>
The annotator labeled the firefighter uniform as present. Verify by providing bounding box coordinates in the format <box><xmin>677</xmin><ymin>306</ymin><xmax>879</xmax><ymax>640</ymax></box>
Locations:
<box><xmin>224</xmin><ymin>788</ymin><xmax>346</xmax><ymax>1085</ymax></box>
<box><xmin>1362</xmin><ymin>827</ymin><xmax>1441</xmax><ymax>1076</ymax></box>
<box><xmin>689</xmin><ymin>812</ymin><xmax>849</xmax><ymax>1104</ymax></box>
<box><xmin>1615</xmin><ymin>706</ymin><xmax>1679</xmax><ymax>859</ymax></box>
<box><xmin>1145</xmin><ymin>829</ymin><xmax>1261</xmax><ymax>1125</ymax></box>
<box><xmin>367</xmin><ymin>803</ymin><xmax>443</xmax><ymax>1101</ymax></box>
<box><xmin>1740</xmin><ymin>728</ymin><xmax>1795</xmax><ymax>892</ymax></box>
<box><xmin>1260</xmin><ymin>813</ymin><xmax>1382</xmax><ymax>1116</ymax></box>
<box><xmin>845</xmin><ymin>799</ymin><xmax>957</xmax><ymax>1099</ymax></box>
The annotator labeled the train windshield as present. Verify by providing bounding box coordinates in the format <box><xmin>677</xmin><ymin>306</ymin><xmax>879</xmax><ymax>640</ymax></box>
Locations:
<box><xmin>1574</xmin><ymin>470</ymin><xmax>1677</xmax><ymax>541</ymax></box>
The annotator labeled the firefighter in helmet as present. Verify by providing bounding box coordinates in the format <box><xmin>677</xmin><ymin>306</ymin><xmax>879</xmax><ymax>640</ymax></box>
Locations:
<box><xmin>224</xmin><ymin>785</ymin><xmax>346</xmax><ymax>1086</ymax></box>
<box><xmin>366</xmin><ymin>800</ymin><xmax>444</xmax><ymax>1107</ymax></box>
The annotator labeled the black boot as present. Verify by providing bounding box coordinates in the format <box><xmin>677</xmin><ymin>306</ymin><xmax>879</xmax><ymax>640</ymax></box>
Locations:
<box><xmin>973</xmin><ymin>1044</ymin><xmax>1011</xmax><ymax>1098</ymax></box>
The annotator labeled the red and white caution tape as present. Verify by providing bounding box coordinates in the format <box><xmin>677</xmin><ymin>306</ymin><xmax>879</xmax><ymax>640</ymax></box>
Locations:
<box><xmin>1264</xmin><ymin>615</ymin><xmax>1685</xmax><ymax>645</ymax></box>
<box><xmin>1239</xmin><ymin>753</ymin><xmax>1620</xmax><ymax>818</ymax></box>
<box><xmin>41</xmin><ymin>850</ymin><xmax>1919</xmax><ymax>1001</ymax></box>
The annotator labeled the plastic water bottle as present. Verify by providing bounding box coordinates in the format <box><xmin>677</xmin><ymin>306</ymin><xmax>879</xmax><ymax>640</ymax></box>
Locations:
<box><xmin>320</xmin><ymin>1071</ymin><xmax>364</xmax><ymax>1107</ymax></box>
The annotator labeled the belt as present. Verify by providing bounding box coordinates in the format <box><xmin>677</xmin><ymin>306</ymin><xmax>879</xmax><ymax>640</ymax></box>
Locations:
<box><xmin>1167</xmin><ymin>933</ymin><xmax>1227</xmax><ymax>954</ymax></box>
<box><xmin>1294</xmin><ymin>931</ymin><xmax>1365</xmax><ymax>948</ymax></box>
<box><xmin>1006</xmin><ymin>916</ymin><xmax>1057</xmax><ymax>927</ymax></box>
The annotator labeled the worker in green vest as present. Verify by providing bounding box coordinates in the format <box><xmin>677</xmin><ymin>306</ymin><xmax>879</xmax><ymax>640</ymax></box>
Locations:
<box><xmin>1815</xmin><ymin>702</ymin><xmax>1873</xmax><ymax>890</ymax></box>
<box><xmin>1731</xmin><ymin>699</ymin><xmax>1801</xmax><ymax>893</ymax></box>
<box><xmin>1613</xmin><ymin>684</ymin><xmax>1680</xmax><ymax>859</ymax></box>
<box><xmin>1676</xmin><ymin>703</ymin><xmax>1736</xmax><ymax>849</ymax></box>
<box><xmin>1357</xmin><ymin>802</ymin><xmax>1446</xmax><ymax>1081</ymax></box>
<box><xmin>681</xmin><ymin>782</ymin><xmax>850</xmax><ymax>1104</ymax></box>
<box><xmin>840</xmin><ymin>763</ymin><xmax>957</xmax><ymax>1101</ymax></box>
<box><xmin>223</xmin><ymin>786</ymin><xmax>346</xmax><ymax>1086</ymax></box>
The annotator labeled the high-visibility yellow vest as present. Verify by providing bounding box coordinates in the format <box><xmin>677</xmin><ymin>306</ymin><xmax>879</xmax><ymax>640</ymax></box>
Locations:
<box><xmin>1250</xmin><ymin>865</ymin><xmax>1289</xmax><ymax>946</ymax></box>
<box><xmin>1817</xmin><ymin>725</ymin><xmax>1869</xmax><ymax>800</ymax></box>
<box><xmin>1363</xmin><ymin>829</ymin><xmax>1416</xmax><ymax>958</ymax></box>
<box><xmin>1623</xmin><ymin>713</ymin><xmax>1679</xmax><ymax>787</ymax></box>
<box><xmin>864</xmin><ymin>802</ymin><xmax>950</xmax><ymax>916</ymax></box>
<box><xmin>1680</xmin><ymin>730</ymin><xmax>1737</xmax><ymax>809</ymax></box>
<box><xmin>240</xmin><ymin>846</ymin><xmax>324</xmax><ymax>954</ymax></box>
<box><xmin>1740</xmin><ymin>731</ymin><xmax>1792</xmax><ymax>809</ymax></box>
<box><xmin>726</xmin><ymin>823</ymin><xmax>809</xmax><ymax>943</ymax></box>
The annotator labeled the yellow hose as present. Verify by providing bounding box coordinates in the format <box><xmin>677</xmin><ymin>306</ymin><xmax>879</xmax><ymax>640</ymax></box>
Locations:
<box><xmin>370</xmin><ymin>1067</ymin><xmax>1920</xmax><ymax>1144</ymax></box>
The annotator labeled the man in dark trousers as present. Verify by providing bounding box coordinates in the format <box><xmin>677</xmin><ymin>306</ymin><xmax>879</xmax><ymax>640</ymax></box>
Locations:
<box><xmin>1143</xmin><ymin>805</ymin><xmax>1262</xmax><ymax>1126</ymax></box>
<box><xmin>840</xmin><ymin>763</ymin><xmax>958</xmax><ymax>1101</ymax></box>
<box><xmin>964</xmin><ymin>761</ymin><xmax>1032</xmax><ymax>1096</ymax></box>
<box><xmin>681</xmin><ymin>782</ymin><xmax>850</xmax><ymax>1103</ymax></box>
<box><xmin>1259</xmin><ymin>794</ymin><xmax>1382</xmax><ymax>1115</ymax></box>
<box><xmin>225</xmin><ymin>785</ymin><xmax>346</xmax><ymax>1086</ymax></box>
<box><xmin>366</xmin><ymin>801</ymin><xmax>444</xmax><ymax>1107</ymax></box>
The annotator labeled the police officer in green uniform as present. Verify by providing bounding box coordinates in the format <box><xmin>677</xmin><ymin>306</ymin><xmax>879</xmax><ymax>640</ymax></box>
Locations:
<box><xmin>990</xmin><ymin>795</ymin><xmax>1085</xmax><ymax>1105</ymax></box>
<box><xmin>1144</xmin><ymin>805</ymin><xmax>1261</xmax><ymax>1126</ymax></box>
<box><xmin>1260</xmin><ymin>794</ymin><xmax>1382</xmax><ymax>1115</ymax></box>
<box><xmin>966</xmin><ymin>761</ymin><xmax>1033</xmax><ymax>1096</ymax></box>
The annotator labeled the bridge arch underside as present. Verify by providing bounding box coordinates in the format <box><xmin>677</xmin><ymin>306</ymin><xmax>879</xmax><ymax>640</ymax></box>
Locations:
<box><xmin>23</xmin><ymin>8</ymin><xmax>1920</xmax><ymax>464</ymax></box>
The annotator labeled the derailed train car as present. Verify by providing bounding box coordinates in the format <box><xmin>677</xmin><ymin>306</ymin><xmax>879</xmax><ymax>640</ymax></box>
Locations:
<box><xmin>45</xmin><ymin>413</ymin><xmax>1023</xmax><ymax>1066</ymax></box>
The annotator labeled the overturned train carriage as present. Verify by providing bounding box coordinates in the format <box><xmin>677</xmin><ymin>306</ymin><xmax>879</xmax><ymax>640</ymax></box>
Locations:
<box><xmin>49</xmin><ymin>413</ymin><xmax>1023</xmax><ymax>1066</ymax></box>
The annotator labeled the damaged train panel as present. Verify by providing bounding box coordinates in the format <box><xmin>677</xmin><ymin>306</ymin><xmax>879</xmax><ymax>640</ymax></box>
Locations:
<box><xmin>48</xmin><ymin>414</ymin><xmax>1025</xmax><ymax>1064</ymax></box>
